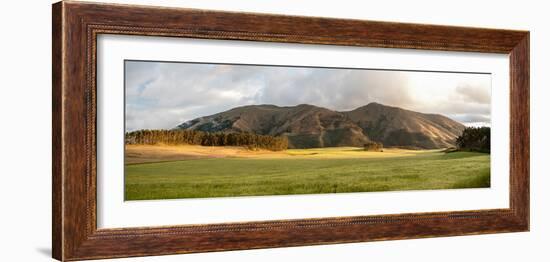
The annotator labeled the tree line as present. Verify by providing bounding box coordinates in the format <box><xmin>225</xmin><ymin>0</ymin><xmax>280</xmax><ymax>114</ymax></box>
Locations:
<box><xmin>456</xmin><ymin>127</ymin><xmax>490</xmax><ymax>153</ymax></box>
<box><xmin>125</xmin><ymin>129</ymin><xmax>289</xmax><ymax>151</ymax></box>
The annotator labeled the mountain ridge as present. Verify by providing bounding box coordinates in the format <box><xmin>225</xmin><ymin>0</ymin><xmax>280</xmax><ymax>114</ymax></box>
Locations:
<box><xmin>175</xmin><ymin>102</ymin><xmax>465</xmax><ymax>149</ymax></box>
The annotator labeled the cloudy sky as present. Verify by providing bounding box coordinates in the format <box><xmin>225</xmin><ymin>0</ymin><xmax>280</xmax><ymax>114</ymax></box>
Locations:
<box><xmin>125</xmin><ymin>60</ymin><xmax>491</xmax><ymax>131</ymax></box>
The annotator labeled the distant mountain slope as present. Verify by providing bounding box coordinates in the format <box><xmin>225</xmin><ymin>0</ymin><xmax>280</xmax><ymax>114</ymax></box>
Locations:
<box><xmin>176</xmin><ymin>103</ymin><xmax>465</xmax><ymax>149</ymax></box>
<box><xmin>344</xmin><ymin>103</ymin><xmax>465</xmax><ymax>149</ymax></box>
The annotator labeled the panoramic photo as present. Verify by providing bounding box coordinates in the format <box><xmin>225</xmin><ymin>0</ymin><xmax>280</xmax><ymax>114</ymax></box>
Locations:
<box><xmin>124</xmin><ymin>60</ymin><xmax>491</xmax><ymax>200</ymax></box>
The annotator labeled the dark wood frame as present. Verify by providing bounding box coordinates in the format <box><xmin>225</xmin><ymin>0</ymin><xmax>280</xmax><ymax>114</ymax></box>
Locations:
<box><xmin>52</xmin><ymin>1</ymin><xmax>530</xmax><ymax>261</ymax></box>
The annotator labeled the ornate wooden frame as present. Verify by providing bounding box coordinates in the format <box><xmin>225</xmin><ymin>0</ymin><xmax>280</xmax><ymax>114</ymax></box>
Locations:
<box><xmin>52</xmin><ymin>1</ymin><xmax>529</xmax><ymax>261</ymax></box>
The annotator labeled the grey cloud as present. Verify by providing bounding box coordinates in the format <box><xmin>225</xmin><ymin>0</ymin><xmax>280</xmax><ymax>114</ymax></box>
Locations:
<box><xmin>415</xmin><ymin>101</ymin><xmax>491</xmax><ymax>116</ymax></box>
<box><xmin>257</xmin><ymin>68</ymin><xmax>413</xmax><ymax>111</ymax></box>
<box><xmin>125</xmin><ymin>61</ymin><xmax>159</xmax><ymax>97</ymax></box>
<box><xmin>455</xmin><ymin>84</ymin><xmax>491</xmax><ymax>104</ymax></box>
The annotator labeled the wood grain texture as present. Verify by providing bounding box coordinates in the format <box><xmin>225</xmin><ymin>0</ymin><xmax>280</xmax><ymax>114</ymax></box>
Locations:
<box><xmin>509</xmin><ymin>35</ymin><xmax>530</xmax><ymax>226</ymax></box>
<box><xmin>52</xmin><ymin>2</ymin><xmax>63</xmax><ymax>260</ymax></box>
<box><xmin>52</xmin><ymin>1</ymin><xmax>530</xmax><ymax>261</ymax></box>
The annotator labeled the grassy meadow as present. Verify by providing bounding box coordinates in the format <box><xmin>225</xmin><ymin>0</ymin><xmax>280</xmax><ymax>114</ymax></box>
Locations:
<box><xmin>125</xmin><ymin>145</ymin><xmax>490</xmax><ymax>200</ymax></box>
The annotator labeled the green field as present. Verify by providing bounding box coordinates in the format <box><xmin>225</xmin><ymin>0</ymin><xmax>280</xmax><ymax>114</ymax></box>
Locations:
<box><xmin>125</xmin><ymin>147</ymin><xmax>490</xmax><ymax>200</ymax></box>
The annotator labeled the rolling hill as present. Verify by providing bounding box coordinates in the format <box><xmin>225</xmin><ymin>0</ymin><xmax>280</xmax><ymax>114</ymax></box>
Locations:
<box><xmin>175</xmin><ymin>103</ymin><xmax>465</xmax><ymax>149</ymax></box>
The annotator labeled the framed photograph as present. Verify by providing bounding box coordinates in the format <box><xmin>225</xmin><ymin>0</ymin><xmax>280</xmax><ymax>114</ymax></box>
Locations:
<box><xmin>52</xmin><ymin>1</ymin><xmax>529</xmax><ymax>261</ymax></box>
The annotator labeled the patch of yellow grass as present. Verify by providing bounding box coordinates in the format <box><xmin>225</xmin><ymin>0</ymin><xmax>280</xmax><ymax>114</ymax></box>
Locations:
<box><xmin>125</xmin><ymin>144</ymin><xmax>442</xmax><ymax>164</ymax></box>
<box><xmin>286</xmin><ymin>147</ymin><xmax>440</xmax><ymax>158</ymax></box>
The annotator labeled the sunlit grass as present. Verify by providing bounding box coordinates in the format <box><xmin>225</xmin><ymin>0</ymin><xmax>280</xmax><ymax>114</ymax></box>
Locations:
<box><xmin>125</xmin><ymin>147</ymin><xmax>490</xmax><ymax>200</ymax></box>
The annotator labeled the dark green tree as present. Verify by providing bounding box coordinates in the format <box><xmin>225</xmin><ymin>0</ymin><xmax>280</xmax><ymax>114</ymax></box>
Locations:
<box><xmin>456</xmin><ymin>127</ymin><xmax>490</xmax><ymax>153</ymax></box>
<box><xmin>125</xmin><ymin>129</ymin><xmax>289</xmax><ymax>151</ymax></box>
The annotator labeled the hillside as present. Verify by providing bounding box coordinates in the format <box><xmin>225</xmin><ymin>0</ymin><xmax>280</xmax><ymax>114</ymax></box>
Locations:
<box><xmin>345</xmin><ymin>103</ymin><xmax>465</xmax><ymax>149</ymax></box>
<box><xmin>175</xmin><ymin>103</ymin><xmax>465</xmax><ymax>149</ymax></box>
